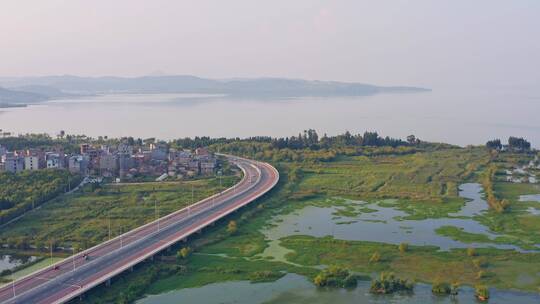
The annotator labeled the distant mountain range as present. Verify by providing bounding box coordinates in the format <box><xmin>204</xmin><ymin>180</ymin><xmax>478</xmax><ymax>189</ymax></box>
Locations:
<box><xmin>0</xmin><ymin>75</ymin><xmax>429</xmax><ymax>106</ymax></box>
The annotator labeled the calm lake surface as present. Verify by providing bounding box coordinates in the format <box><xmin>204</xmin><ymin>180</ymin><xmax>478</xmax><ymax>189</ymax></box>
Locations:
<box><xmin>137</xmin><ymin>273</ymin><xmax>540</xmax><ymax>304</ymax></box>
<box><xmin>260</xmin><ymin>183</ymin><xmax>529</xmax><ymax>261</ymax></box>
<box><xmin>1</xmin><ymin>86</ymin><xmax>539</xmax><ymax>146</ymax></box>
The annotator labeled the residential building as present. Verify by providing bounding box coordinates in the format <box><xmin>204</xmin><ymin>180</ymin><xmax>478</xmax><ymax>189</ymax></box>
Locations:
<box><xmin>68</xmin><ymin>155</ymin><xmax>89</xmax><ymax>174</ymax></box>
<box><xmin>0</xmin><ymin>145</ymin><xmax>7</xmax><ymax>157</ymax></box>
<box><xmin>4</xmin><ymin>154</ymin><xmax>24</xmax><ymax>173</ymax></box>
<box><xmin>24</xmin><ymin>156</ymin><xmax>40</xmax><ymax>171</ymax></box>
<box><xmin>195</xmin><ymin>147</ymin><xmax>210</xmax><ymax>156</ymax></box>
<box><xmin>46</xmin><ymin>153</ymin><xmax>62</xmax><ymax>169</ymax></box>
<box><xmin>200</xmin><ymin>158</ymin><xmax>217</xmax><ymax>175</ymax></box>
<box><xmin>99</xmin><ymin>154</ymin><xmax>118</xmax><ymax>172</ymax></box>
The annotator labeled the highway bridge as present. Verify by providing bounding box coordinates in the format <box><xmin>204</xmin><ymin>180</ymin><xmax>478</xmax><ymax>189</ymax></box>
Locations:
<box><xmin>0</xmin><ymin>156</ymin><xmax>279</xmax><ymax>304</ymax></box>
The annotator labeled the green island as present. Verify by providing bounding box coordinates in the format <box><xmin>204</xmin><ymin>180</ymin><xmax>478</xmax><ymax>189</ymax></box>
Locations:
<box><xmin>0</xmin><ymin>132</ymin><xmax>539</xmax><ymax>303</ymax></box>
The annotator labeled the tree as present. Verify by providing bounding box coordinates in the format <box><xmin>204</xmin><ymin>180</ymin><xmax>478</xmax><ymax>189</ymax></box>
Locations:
<box><xmin>507</xmin><ymin>136</ymin><xmax>531</xmax><ymax>152</ymax></box>
<box><xmin>398</xmin><ymin>242</ymin><xmax>408</xmax><ymax>253</ymax></box>
<box><xmin>485</xmin><ymin>139</ymin><xmax>502</xmax><ymax>150</ymax></box>
<box><xmin>227</xmin><ymin>220</ymin><xmax>238</xmax><ymax>235</ymax></box>
<box><xmin>406</xmin><ymin>135</ymin><xmax>417</xmax><ymax>145</ymax></box>
<box><xmin>467</xmin><ymin>247</ymin><xmax>477</xmax><ymax>257</ymax></box>
<box><xmin>177</xmin><ymin>247</ymin><xmax>192</xmax><ymax>259</ymax></box>
<box><xmin>475</xmin><ymin>285</ymin><xmax>489</xmax><ymax>301</ymax></box>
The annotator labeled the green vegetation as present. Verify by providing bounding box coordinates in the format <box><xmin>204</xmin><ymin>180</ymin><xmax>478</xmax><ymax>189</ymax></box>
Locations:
<box><xmin>280</xmin><ymin>235</ymin><xmax>540</xmax><ymax>292</ymax></box>
<box><xmin>475</xmin><ymin>284</ymin><xmax>490</xmax><ymax>301</ymax></box>
<box><xmin>370</xmin><ymin>272</ymin><xmax>414</xmax><ymax>294</ymax></box>
<box><xmin>398</xmin><ymin>242</ymin><xmax>409</xmax><ymax>253</ymax></box>
<box><xmin>431</xmin><ymin>279</ymin><xmax>459</xmax><ymax>295</ymax></box>
<box><xmin>0</xmin><ymin>175</ymin><xmax>238</xmax><ymax>252</ymax></box>
<box><xmin>0</xmin><ymin>170</ymin><xmax>81</xmax><ymax>225</ymax></box>
<box><xmin>481</xmin><ymin>164</ymin><xmax>510</xmax><ymax>213</ymax></box>
<box><xmin>313</xmin><ymin>266</ymin><xmax>358</xmax><ymax>288</ymax></box>
<box><xmin>227</xmin><ymin>220</ymin><xmax>238</xmax><ymax>235</ymax></box>
<box><xmin>177</xmin><ymin>247</ymin><xmax>192</xmax><ymax>260</ymax></box>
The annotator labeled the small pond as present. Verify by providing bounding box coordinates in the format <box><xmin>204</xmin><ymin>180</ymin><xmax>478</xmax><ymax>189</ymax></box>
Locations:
<box><xmin>0</xmin><ymin>254</ymin><xmax>36</xmax><ymax>273</ymax></box>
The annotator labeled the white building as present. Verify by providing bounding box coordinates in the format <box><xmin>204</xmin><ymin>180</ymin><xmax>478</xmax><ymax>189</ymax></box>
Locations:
<box><xmin>24</xmin><ymin>156</ymin><xmax>40</xmax><ymax>171</ymax></box>
<box><xmin>46</xmin><ymin>153</ymin><xmax>62</xmax><ymax>169</ymax></box>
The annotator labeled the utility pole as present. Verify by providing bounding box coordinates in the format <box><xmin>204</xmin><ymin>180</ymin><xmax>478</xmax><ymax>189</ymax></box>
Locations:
<box><xmin>11</xmin><ymin>269</ymin><xmax>16</xmax><ymax>298</ymax></box>
<box><xmin>155</xmin><ymin>200</ymin><xmax>160</xmax><ymax>232</ymax></box>
<box><xmin>72</xmin><ymin>247</ymin><xmax>76</xmax><ymax>272</ymax></box>
<box><xmin>50</xmin><ymin>241</ymin><xmax>53</xmax><ymax>265</ymax></box>
<box><xmin>191</xmin><ymin>184</ymin><xmax>194</xmax><ymax>204</ymax></box>
<box><xmin>108</xmin><ymin>212</ymin><xmax>111</xmax><ymax>241</ymax></box>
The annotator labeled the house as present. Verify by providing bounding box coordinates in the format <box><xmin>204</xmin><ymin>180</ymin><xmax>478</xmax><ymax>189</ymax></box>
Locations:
<box><xmin>195</xmin><ymin>147</ymin><xmax>210</xmax><ymax>156</ymax></box>
<box><xmin>151</xmin><ymin>149</ymin><xmax>168</xmax><ymax>161</ymax></box>
<box><xmin>187</xmin><ymin>160</ymin><xmax>200</xmax><ymax>174</ymax></box>
<box><xmin>200</xmin><ymin>158</ymin><xmax>217</xmax><ymax>175</ymax></box>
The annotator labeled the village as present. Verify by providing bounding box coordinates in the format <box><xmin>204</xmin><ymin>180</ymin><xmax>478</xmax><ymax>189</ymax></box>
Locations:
<box><xmin>0</xmin><ymin>142</ymin><xmax>218</xmax><ymax>181</ymax></box>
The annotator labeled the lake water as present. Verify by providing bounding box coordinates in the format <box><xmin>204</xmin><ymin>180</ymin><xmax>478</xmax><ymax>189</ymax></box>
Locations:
<box><xmin>259</xmin><ymin>183</ymin><xmax>526</xmax><ymax>258</ymax></box>
<box><xmin>1</xmin><ymin>86</ymin><xmax>539</xmax><ymax>147</ymax></box>
<box><xmin>137</xmin><ymin>273</ymin><xmax>540</xmax><ymax>304</ymax></box>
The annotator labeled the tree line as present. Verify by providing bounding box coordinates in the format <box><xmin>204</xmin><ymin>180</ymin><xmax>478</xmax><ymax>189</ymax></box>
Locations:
<box><xmin>486</xmin><ymin>136</ymin><xmax>532</xmax><ymax>152</ymax></box>
<box><xmin>0</xmin><ymin>170</ymin><xmax>81</xmax><ymax>225</ymax></box>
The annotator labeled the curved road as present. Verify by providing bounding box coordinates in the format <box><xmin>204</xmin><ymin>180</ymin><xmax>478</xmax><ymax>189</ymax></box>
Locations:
<box><xmin>0</xmin><ymin>156</ymin><xmax>279</xmax><ymax>304</ymax></box>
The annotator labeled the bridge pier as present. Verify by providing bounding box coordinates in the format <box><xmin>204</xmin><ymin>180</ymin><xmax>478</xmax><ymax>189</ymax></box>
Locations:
<box><xmin>197</xmin><ymin>229</ymin><xmax>202</xmax><ymax>234</ymax></box>
<box><xmin>182</xmin><ymin>237</ymin><xmax>187</xmax><ymax>242</ymax></box>
<box><xmin>106</xmin><ymin>279</ymin><xmax>111</xmax><ymax>287</ymax></box>
<box><xmin>130</xmin><ymin>266</ymin><xmax>134</xmax><ymax>272</ymax></box>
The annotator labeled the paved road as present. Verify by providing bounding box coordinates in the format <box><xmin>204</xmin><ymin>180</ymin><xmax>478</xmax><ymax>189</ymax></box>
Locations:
<box><xmin>0</xmin><ymin>156</ymin><xmax>279</xmax><ymax>304</ymax></box>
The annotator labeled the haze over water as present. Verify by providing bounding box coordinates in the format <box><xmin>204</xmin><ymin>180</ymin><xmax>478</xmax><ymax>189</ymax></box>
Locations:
<box><xmin>1</xmin><ymin>84</ymin><xmax>539</xmax><ymax>147</ymax></box>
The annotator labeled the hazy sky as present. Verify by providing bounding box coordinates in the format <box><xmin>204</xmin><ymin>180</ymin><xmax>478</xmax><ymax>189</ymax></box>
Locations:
<box><xmin>1</xmin><ymin>0</ymin><xmax>539</xmax><ymax>88</ymax></box>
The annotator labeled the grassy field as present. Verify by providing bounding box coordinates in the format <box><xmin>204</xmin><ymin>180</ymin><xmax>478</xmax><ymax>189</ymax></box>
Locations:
<box><xmin>0</xmin><ymin>175</ymin><xmax>239</xmax><ymax>252</ymax></box>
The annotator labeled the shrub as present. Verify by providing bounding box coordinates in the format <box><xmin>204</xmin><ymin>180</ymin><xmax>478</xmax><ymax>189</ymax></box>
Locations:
<box><xmin>227</xmin><ymin>220</ymin><xmax>238</xmax><ymax>235</ymax></box>
<box><xmin>467</xmin><ymin>247</ymin><xmax>477</xmax><ymax>257</ymax></box>
<box><xmin>370</xmin><ymin>272</ymin><xmax>414</xmax><ymax>294</ymax></box>
<box><xmin>475</xmin><ymin>285</ymin><xmax>490</xmax><ymax>301</ymax></box>
<box><xmin>432</xmin><ymin>280</ymin><xmax>451</xmax><ymax>295</ymax></box>
<box><xmin>177</xmin><ymin>247</ymin><xmax>192</xmax><ymax>260</ymax></box>
<box><xmin>313</xmin><ymin>266</ymin><xmax>357</xmax><ymax>288</ymax></box>
<box><xmin>473</xmin><ymin>258</ymin><xmax>488</xmax><ymax>269</ymax></box>
<box><xmin>398</xmin><ymin>242</ymin><xmax>408</xmax><ymax>253</ymax></box>
<box><xmin>369</xmin><ymin>251</ymin><xmax>381</xmax><ymax>263</ymax></box>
